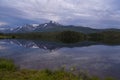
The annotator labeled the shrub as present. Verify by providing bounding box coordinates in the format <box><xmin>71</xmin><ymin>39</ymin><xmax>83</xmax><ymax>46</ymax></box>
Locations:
<box><xmin>0</xmin><ymin>58</ymin><xmax>16</xmax><ymax>71</ymax></box>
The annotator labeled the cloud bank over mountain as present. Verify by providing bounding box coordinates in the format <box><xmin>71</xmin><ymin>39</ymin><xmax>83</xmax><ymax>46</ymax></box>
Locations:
<box><xmin>0</xmin><ymin>0</ymin><xmax>120</xmax><ymax>28</ymax></box>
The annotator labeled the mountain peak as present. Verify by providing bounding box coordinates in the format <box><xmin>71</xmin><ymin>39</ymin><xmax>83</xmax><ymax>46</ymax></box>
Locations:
<box><xmin>49</xmin><ymin>21</ymin><xmax>53</xmax><ymax>24</ymax></box>
<box><xmin>49</xmin><ymin>20</ymin><xmax>56</xmax><ymax>24</ymax></box>
<box><xmin>48</xmin><ymin>21</ymin><xmax>61</xmax><ymax>26</ymax></box>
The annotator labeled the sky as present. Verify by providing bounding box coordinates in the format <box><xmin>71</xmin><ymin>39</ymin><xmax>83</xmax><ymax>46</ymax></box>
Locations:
<box><xmin>0</xmin><ymin>0</ymin><xmax>120</xmax><ymax>29</ymax></box>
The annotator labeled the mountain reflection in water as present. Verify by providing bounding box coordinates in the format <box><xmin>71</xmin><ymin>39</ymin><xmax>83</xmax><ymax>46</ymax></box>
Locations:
<box><xmin>0</xmin><ymin>39</ymin><xmax>120</xmax><ymax>80</ymax></box>
<box><xmin>4</xmin><ymin>39</ymin><xmax>102</xmax><ymax>50</ymax></box>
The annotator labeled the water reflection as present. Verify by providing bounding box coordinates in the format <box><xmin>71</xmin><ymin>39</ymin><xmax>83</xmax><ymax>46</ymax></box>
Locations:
<box><xmin>0</xmin><ymin>39</ymin><xmax>120</xmax><ymax>79</ymax></box>
<box><xmin>3</xmin><ymin>39</ymin><xmax>103</xmax><ymax>50</ymax></box>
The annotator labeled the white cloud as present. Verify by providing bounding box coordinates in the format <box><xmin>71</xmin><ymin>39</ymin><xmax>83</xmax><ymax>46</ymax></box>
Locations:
<box><xmin>0</xmin><ymin>22</ymin><xmax>8</xmax><ymax>26</ymax></box>
<box><xmin>0</xmin><ymin>0</ymin><xmax>110</xmax><ymax>19</ymax></box>
<box><xmin>0</xmin><ymin>0</ymin><xmax>120</xmax><ymax>28</ymax></box>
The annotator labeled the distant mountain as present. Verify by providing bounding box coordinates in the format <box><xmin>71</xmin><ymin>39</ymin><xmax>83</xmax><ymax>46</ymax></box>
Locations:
<box><xmin>1</xmin><ymin>21</ymin><xmax>120</xmax><ymax>33</ymax></box>
<box><xmin>0</xmin><ymin>26</ymin><xmax>12</xmax><ymax>33</ymax></box>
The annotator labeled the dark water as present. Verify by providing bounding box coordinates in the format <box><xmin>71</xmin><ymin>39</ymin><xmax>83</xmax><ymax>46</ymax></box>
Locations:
<box><xmin>0</xmin><ymin>39</ymin><xmax>120</xmax><ymax>79</ymax></box>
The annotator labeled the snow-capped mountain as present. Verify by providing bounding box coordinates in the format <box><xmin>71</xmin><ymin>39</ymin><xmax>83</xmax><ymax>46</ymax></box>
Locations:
<box><xmin>0</xmin><ymin>26</ymin><xmax>12</xmax><ymax>33</ymax></box>
<box><xmin>13</xmin><ymin>24</ymin><xmax>39</xmax><ymax>32</ymax></box>
<box><xmin>0</xmin><ymin>21</ymin><xmax>58</xmax><ymax>33</ymax></box>
<box><xmin>10</xmin><ymin>21</ymin><xmax>100</xmax><ymax>33</ymax></box>
<box><xmin>10</xmin><ymin>21</ymin><xmax>63</xmax><ymax>33</ymax></box>
<box><xmin>1</xmin><ymin>21</ymin><xmax>120</xmax><ymax>33</ymax></box>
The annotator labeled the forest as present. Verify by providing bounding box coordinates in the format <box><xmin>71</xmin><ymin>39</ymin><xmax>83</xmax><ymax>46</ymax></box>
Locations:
<box><xmin>1</xmin><ymin>30</ymin><xmax>120</xmax><ymax>44</ymax></box>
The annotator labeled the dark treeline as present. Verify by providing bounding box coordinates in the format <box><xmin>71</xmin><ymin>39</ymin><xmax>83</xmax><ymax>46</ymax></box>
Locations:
<box><xmin>4</xmin><ymin>31</ymin><xmax>87</xmax><ymax>43</ymax></box>
<box><xmin>1</xmin><ymin>31</ymin><xmax>120</xmax><ymax>44</ymax></box>
<box><xmin>56</xmin><ymin>31</ymin><xmax>86</xmax><ymax>43</ymax></box>
<box><xmin>88</xmin><ymin>31</ymin><xmax>120</xmax><ymax>44</ymax></box>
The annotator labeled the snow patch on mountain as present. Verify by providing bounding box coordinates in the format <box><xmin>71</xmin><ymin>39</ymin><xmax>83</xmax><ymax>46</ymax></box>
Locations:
<box><xmin>0</xmin><ymin>28</ymin><xmax>6</xmax><ymax>30</ymax></box>
<box><xmin>10</xmin><ymin>28</ymin><xmax>14</xmax><ymax>31</ymax></box>
<box><xmin>32</xmin><ymin>24</ymin><xmax>39</xmax><ymax>27</ymax></box>
<box><xmin>44</xmin><ymin>24</ymin><xmax>47</xmax><ymax>27</ymax></box>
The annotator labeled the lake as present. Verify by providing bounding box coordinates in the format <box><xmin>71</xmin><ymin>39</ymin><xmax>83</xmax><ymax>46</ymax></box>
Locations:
<box><xmin>0</xmin><ymin>39</ymin><xmax>120</xmax><ymax>79</ymax></box>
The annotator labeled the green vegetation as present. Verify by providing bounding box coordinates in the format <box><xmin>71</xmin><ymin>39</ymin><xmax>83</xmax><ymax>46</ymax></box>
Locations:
<box><xmin>5</xmin><ymin>31</ymin><xmax>86</xmax><ymax>43</ymax></box>
<box><xmin>1</xmin><ymin>30</ymin><xmax>120</xmax><ymax>44</ymax></box>
<box><xmin>0</xmin><ymin>33</ymin><xmax>13</xmax><ymax>39</ymax></box>
<box><xmin>6</xmin><ymin>32</ymin><xmax>58</xmax><ymax>40</ymax></box>
<box><xmin>0</xmin><ymin>58</ymin><xmax>115</xmax><ymax>80</ymax></box>
<box><xmin>56</xmin><ymin>31</ymin><xmax>86</xmax><ymax>43</ymax></box>
<box><xmin>0</xmin><ymin>59</ymin><xmax>16</xmax><ymax>71</ymax></box>
<box><xmin>88</xmin><ymin>31</ymin><xmax>120</xmax><ymax>45</ymax></box>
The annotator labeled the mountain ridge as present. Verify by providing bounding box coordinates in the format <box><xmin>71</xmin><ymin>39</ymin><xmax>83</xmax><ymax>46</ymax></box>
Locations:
<box><xmin>0</xmin><ymin>21</ymin><xmax>120</xmax><ymax>33</ymax></box>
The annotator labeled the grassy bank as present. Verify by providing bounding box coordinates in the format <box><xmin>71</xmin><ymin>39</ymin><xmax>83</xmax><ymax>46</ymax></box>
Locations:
<box><xmin>0</xmin><ymin>58</ymin><xmax>115</xmax><ymax>80</ymax></box>
<box><xmin>0</xmin><ymin>35</ymin><xmax>13</xmax><ymax>39</ymax></box>
<box><xmin>0</xmin><ymin>33</ymin><xmax>14</xmax><ymax>39</ymax></box>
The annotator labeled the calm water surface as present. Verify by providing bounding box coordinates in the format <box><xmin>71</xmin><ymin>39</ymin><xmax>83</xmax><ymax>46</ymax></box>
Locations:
<box><xmin>0</xmin><ymin>39</ymin><xmax>120</xmax><ymax>79</ymax></box>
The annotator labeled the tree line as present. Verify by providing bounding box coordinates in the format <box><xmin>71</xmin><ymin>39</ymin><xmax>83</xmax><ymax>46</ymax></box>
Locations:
<box><xmin>1</xmin><ymin>31</ymin><xmax>120</xmax><ymax>44</ymax></box>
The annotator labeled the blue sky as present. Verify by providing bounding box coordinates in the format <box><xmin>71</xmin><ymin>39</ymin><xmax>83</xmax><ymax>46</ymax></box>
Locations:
<box><xmin>0</xmin><ymin>0</ymin><xmax>120</xmax><ymax>28</ymax></box>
